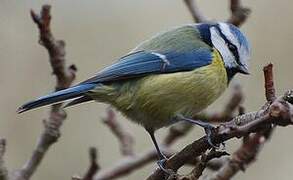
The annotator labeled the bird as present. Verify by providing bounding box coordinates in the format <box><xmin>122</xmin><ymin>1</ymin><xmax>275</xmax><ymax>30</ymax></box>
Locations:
<box><xmin>18</xmin><ymin>22</ymin><xmax>251</xmax><ymax>170</ymax></box>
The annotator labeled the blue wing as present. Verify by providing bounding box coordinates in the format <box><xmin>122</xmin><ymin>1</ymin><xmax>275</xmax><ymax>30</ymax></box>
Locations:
<box><xmin>81</xmin><ymin>48</ymin><xmax>213</xmax><ymax>84</ymax></box>
<box><xmin>18</xmin><ymin>25</ymin><xmax>214</xmax><ymax>113</ymax></box>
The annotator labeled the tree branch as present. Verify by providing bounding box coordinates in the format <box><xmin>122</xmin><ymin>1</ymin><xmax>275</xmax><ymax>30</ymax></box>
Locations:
<box><xmin>1</xmin><ymin>0</ymin><xmax>255</xmax><ymax>179</ymax></box>
<box><xmin>93</xmin><ymin>120</ymin><xmax>195</xmax><ymax>180</ymax></box>
<box><xmin>0</xmin><ymin>139</ymin><xmax>8</xmax><ymax>180</ymax></box>
<box><xmin>83</xmin><ymin>147</ymin><xmax>100</xmax><ymax>180</ymax></box>
<box><xmin>263</xmin><ymin>64</ymin><xmax>276</xmax><ymax>102</ymax></box>
<box><xmin>208</xmin><ymin>133</ymin><xmax>266</xmax><ymax>180</ymax></box>
<box><xmin>102</xmin><ymin>107</ymin><xmax>135</xmax><ymax>156</ymax></box>
<box><xmin>146</xmin><ymin>64</ymin><xmax>293</xmax><ymax>180</ymax></box>
<box><xmin>227</xmin><ymin>0</ymin><xmax>251</xmax><ymax>27</ymax></box>
<box><xmin>90</xmin><ymin>84</ymin><xmax>242</xmax><ymax>180</ymax></box>
<box><xmin>183</xmin><ymin>0</ymin><xmax>208</xmax><ymax>23</ymax></box>
<box><xmin>188</xmin><ymin>151</ymin><xmax>229</xmax><ymax>180</ymax></box>
<box><xmin>94</xmin><ymin>147</ymin><xmax>174</xmax><ymax>180</ymax></box>
<box><xmin>93</xmin><ymin>118</ymin><xmax>229</xmax><ymax>180</ymax></box>
<box><xmin>12</xmin><ymin>5</ymin><xmax>77</xmax><ymax>180</ymax></box>
<box><xmin>184</xmin><ymin>0</ymin><xmax>251</xmax><ymax>27</ymax></box>
<box><xmin>207</xmin><ymin>64</ymin><xmax>277</xmax><ymax>180</ymax></box>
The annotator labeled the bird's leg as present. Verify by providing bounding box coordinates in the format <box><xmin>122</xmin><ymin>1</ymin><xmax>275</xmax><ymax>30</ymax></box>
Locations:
<box><xmin>146</xmin><ymin>128</ymin><xmax>174</xmax><ymax>175</ymax></box>
<box><xmin>175</xmin><ymin>114</ymin><xmax>219</xmax><ymax>148</ymax></box>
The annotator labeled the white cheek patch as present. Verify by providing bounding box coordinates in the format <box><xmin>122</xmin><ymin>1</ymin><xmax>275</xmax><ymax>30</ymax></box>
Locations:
<box><xmin>217</xmin><ymin>22</ymin><xmax>251</xmax><ymax>71</ymax></box>
<box><xmin>210</xmin><ymin>27</ymin><xmax>236</xmax><ymax>68</ymax></box>
<box><xmin>220</xmin><ymin>23</ymin><xmax>251</xmax><ymax>68</ymax></box>
<box><xmin>218</xmin><ymin>23</ymin><xmax>240</xmax><ymax>50</ymax></box>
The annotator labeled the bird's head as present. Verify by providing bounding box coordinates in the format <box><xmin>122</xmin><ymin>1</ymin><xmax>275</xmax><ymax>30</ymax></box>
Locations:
<box><xmin>197</xmin><ymin>22</ymin><xmax>251</xmax><ymax>78</ymax></box>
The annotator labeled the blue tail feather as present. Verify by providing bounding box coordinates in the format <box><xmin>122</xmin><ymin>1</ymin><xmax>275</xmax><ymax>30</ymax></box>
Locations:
<box><xmin>18</xmin><ymin>83</ymin><xmax>96</xmax><ymax>113</ymax></box>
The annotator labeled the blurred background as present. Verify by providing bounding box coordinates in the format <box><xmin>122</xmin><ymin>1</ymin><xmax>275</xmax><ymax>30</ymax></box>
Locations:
<box><xmin>1</xmin><ymin>0</ymin><xmax>293</xmax><ymax>179</ymax></box>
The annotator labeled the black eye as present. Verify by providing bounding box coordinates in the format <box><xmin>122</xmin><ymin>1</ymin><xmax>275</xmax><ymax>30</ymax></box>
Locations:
<box><xmin>227</xmin><ymin>43</ymin><xmax>240</xmax><ymax>63</ymax></box>
<box><xmin>228</xmin><ymin>43</ymin><xmax>237</xmax><ymax>52</ymax></box>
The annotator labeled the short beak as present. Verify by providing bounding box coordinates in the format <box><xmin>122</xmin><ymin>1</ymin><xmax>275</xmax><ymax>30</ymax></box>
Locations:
<box><xmin>238</xmin><ymin>65</ymin><xmax>250</xmax><ymax>75</ymax></box>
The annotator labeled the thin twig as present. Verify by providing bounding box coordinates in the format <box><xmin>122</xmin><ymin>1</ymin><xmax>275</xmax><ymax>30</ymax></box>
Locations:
<box><xmin>83</xmin><ymin>147</ymin><xmax>100</xmax><ymax>180</ymax></box>
<box><xmin>102</xmin><ymin>107</ymin><xmax>135</xmax><ymax>156</ymax></box>
<box><xmin>93</xmin><ymin>118</ymin><xmax>226</xmax><ymax>180</ymax></box>
<box><xmin>183</xmin><ymin>0</ymin><xmax>208</xmax><ymax>23</ymax></box>
<box><xmin>210</xmin><ymin>95</ymin><xmax>271</xmax><ymax>180</ymax></box>
<box><xmin>90</xmin><ymin>85</ymin><xmax>243</xmax><ymax>180</ymax></box>
<box><xmin>146</xmin><ymin>98</ymin><xmax>293</xmax><ymax>179</ymax></box>
<box><xmin>189</xmin><ymin>151</ymin><xmax>229</xmax><ymax>179</ymax></box>
<box><xmin>263</xmin><ymin>63</ymin><xmax>276</xmax><ymax>102</ymax></box>
<box><xmin>184</xmin><ymin>0</ymin><xmax>251</xmax><ymax>27</ymax></box>
<box><xmin>91</xmin><ymin>1</ymin><xmax>252</xmax><ymax>179</ymax></box>
<box><xmin>94</xmin><ymin>147</ymin><xmax>175</xmax><ymax>180</ymax></box>
<box><xmin>93</xmin><ymin>117</ymin><xmax>196</xmax><ymax>180</ymax></box>
<box><xmin>12</xmin><ymin>5</ymin><xmax>77</xmax><ymax>180</ymax></box>
<box><xmin>0</xmin><ymin>139</ymin><xmax>8</xmax><ymax>180</ymax></box>
<box><xmin>227</xmin><ymin>0</ymin><xmax>251</xmax><ymax>27</ymax></box>
<box><xmin>146</xmin><ymin>65</ymin><xmax>293</xmax><ymax>180</ymax></box>
<box><xmin>208</xmin><ymin>133</ymin><xmax>266</xmax><ymax>180</ymax></box>
<box><xmin>207</xmin><ymin>64</ymin><xmax>277</xmax><ymax>180</ymax></box>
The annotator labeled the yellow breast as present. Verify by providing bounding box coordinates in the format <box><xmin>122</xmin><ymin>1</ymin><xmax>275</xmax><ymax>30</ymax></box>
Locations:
<box><xmin>114</xmin><ymin>49</ymin><xmax>228</xmax><ymax>129</ymax></box>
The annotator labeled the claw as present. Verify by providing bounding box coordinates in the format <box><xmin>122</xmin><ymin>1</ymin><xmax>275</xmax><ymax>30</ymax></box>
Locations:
<box><xmin>176</xmin><ymin>114</ymin><xmax>221</xmax><ymax>148</ymax></box>
<box><xmin>157</xmin><ymin>159</ymin><xmax>167</xmax><ymax>172</ymax></box>
<box><xmin>204</xmin><ymin>126</ymin><xmax>219</xmax><ymax>148</ymax></box>
<box><xmin>157</xmin><ymin>158</ymin><xmax>176</xmax><ymax>176</ymax></box>
<box><xmin>146</xmin><ymin>129</ymin><xmax>176</xmax><ymax>176</ymax></box>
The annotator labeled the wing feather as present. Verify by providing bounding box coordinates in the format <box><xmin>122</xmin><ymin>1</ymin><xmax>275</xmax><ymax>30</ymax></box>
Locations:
<box><xmin>80</xmin><ymin>25</ymin><xmax>214</xmax><ymax>84</ymax></box>
<box><xmin>82</xmin><ymin>49</ymin><xmax>213</xmax><ymax>84</ymax></box>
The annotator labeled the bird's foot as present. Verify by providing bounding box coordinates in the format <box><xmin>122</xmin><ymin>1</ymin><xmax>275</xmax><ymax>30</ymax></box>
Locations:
<box><xmin>204</xmin><ymin>123</ymin><xmax>219</xmax><ymax>149</ymax></box>
<box><xmin>156</xmin><ymin>158</ymin><xmax>176</xmax><ymax>176</ymax></box>
<box><xmin>204</xmin><ymin>126</ymin><xmax>226</xmax><ymax>150</ymax></box>
<box><xmin>175</xmin><ymin>114</ymin><xmax>221</xmax><ymax>148</ymax></box>
<box><xmin>145</xmin><ymin>129</ymin><xmax>176</xmax><ymax>176</ymax></box>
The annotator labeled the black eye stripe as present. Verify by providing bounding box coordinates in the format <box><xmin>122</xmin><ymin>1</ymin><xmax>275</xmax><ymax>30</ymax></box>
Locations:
<box><xmin>228</xmin><ymin>43</ymin><xmax>236</xmax><ymax>50</ymax></box>
<box><xmin>227</xmin><ymin>43</ymin><xmax>240</xmax><ymax>63</ymax></box>
<box><xmin>213</xmin><ymin>25</ymin><xmax>240</xmax><ymax>64</ymax></box>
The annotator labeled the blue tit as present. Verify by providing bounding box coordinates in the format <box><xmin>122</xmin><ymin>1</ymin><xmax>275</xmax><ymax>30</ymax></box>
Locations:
<box><xmin>18</xmin><ymin>22</ymin><xmax>251</xmax><ymax>167</ymax></box>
